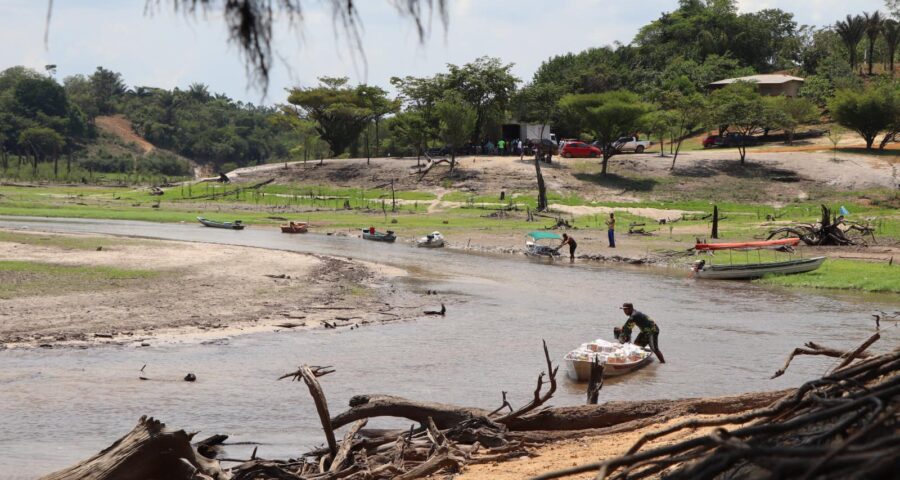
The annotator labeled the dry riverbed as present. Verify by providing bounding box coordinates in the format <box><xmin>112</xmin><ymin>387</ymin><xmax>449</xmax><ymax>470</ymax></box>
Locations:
<box><xmin>0</xmin><ymin>229</ymin><xmax>420</xmax><ymax>348</ymax></box>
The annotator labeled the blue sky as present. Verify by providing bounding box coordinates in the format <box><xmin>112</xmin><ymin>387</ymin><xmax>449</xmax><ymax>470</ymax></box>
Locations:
<box><xmin>0</xmin><ymin>0</ymin><xmax>886</xmax><ymax>104</ymax></box>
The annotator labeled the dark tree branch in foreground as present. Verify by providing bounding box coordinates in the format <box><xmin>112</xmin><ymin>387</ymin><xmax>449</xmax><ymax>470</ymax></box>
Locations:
<box><xmin>44</xmin><ymin>0</ymin><xmax>448</xmax><ymax>94</ymax></box>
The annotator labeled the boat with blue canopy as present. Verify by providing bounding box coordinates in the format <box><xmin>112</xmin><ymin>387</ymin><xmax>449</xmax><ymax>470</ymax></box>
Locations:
<box><xmin>525</xmin><ymin>231</ymin><xmax>562</xmax><ymax>257</ymax></box>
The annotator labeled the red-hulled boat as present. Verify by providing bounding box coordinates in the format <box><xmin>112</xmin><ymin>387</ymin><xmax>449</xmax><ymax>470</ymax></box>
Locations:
<box><xmin>694</xmin><ymin>238</ymin><xmax>800</xmax><ymax>251</ymax></box>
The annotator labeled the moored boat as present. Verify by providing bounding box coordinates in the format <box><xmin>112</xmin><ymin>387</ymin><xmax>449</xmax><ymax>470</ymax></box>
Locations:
<box><xmin>362</xmin><ymin>229</ymin><xmax>396</xmax><ymax>243</ymax></box>
<box><xmin>281</xmin><ymin>222</ymin><xmax>309</xmax><ymax>233</ymax></box>
<box><xmin>524</xmin><ymin>231</ymin><xmax>561</xmax><ymax>257</ymax></box>
<box><xmin>692</xmin><ymin>256</ymin><xmax>825</xmax><ymax>280</ymax></box>
<box><xmin>416</xmin><ymin>231</ymin><xmax>445</xmax><ymax>248</ymax></box>
<box><xmin>564</xmin><ymin>339</ymin><xmax>654</xmax><ymax>381</ymax></box>
<box><xmin>695</xmin><ymin>238</ymin><xmax>800</xmax><ymax>251</ymax></box>
<box><xmin>197</xmin><ymin>217</ymin><xmax>245</xmax><ymax>230</ymax></box>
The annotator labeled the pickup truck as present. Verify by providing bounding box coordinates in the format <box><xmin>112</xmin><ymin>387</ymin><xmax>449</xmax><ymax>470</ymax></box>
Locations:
<box><xmin>612</xmin><ymin>136</ymin><xmax>651</xmax><ymax>153</ymax></box>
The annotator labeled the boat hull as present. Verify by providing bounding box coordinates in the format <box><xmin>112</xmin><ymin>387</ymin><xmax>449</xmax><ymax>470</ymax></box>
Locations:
<box><xmin>695</xmin><ymin>256</ymin><xmax>825</xmax><ymax>280</ymax></box>
<box><xmin>417</xmin><ymin>240</ymin><xmax>444</xmax><ymax>248</ymax></box>
<box><xmin>565</xmin><ymin>355</ymin><xmax>654</xmax><ymax>381</ymax></box>
<box><xmin>281</xmin><ymin>224</ymin><xmax>308</xmax><ymax>233</ymax></box>
<box><xmin>197</xmin><ymin>217</ymin><xmax>245</xmax><ymax>230</ymax></box>
<box><xmin>362</xmin><ymin>232</ymin><xmax>396</xmax><ymax>243</ymax></box>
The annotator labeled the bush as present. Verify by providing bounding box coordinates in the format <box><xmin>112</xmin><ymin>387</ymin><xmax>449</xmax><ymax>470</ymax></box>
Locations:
<box><xmin>139</xmin><ymin>154</ymin><xmax>192</xmax><ymax>176</ymax></box>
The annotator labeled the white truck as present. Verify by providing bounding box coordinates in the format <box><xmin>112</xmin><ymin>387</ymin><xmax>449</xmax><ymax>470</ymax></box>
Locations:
<box><xmin>612</xmin><ymin>136</ymin><xmax>651</xmax><ymax>153</ymax></box>
<box><xmin>502</xmin><ymin>123</ymin><xmax>556</xmax><ymax>143</ymax></box>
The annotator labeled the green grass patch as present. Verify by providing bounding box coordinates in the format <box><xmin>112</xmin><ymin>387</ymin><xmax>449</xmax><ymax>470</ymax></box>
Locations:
<box><xmin>0</xmin><ymin>230</ymin><xmax>147</xmax><ymax>250</ymax></box>
<box><xmin>0</xmin><ymin>260</ymin><xmax>159</xmax><ymax>298</ymax></box>
<box><xmin>755</xmin><ymin>259</ymin><xmax>900</xmax><ymax>293</ymax></box>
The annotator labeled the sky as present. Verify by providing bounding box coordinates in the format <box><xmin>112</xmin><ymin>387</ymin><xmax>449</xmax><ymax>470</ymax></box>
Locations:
<box><xmin>0</xmin><ymin>0</ymin><xmax>887</xmax><ymax>105</ymax></box>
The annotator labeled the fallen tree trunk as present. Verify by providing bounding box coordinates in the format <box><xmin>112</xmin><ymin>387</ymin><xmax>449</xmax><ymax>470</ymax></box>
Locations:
<box><xmin>41</xmin><ymin>416</ymin><xmax>228</xmax><ymax>480</ymax></box>
<box><xmin>331</xmin><ymin>394</ymin><xmax>491</xmax><ymax>430</ymax></box>
<box><xmin>503</xmin><ymin>389</ymin><xmax>789</xmax><ymax>431</ymax></box>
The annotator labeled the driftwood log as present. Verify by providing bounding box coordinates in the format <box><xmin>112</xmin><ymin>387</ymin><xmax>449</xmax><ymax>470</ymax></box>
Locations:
<box><xmin>40</xmin><ymin>416</ymin><xmax>228</xmax><ymax>480</ymax></box>
<box><xmin>767</xmin><ymin>204</ymin><xmax>877</xmax><ymax>246</ymax></box>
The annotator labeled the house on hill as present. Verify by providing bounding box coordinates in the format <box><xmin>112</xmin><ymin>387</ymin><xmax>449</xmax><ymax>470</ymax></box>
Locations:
<box><xmin>708</xmin><ymin>74</ymin><xmax>805</xmax><ymax>97</ymax></box>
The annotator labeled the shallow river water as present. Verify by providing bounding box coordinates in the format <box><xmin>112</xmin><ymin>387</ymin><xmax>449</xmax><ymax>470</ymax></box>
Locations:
<box><xmin>0</xmin><ymin>216</ymin><xmax>896</xmax><ymax>477</ymax></box>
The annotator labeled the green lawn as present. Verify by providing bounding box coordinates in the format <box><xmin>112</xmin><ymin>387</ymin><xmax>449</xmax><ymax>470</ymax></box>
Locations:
<box><xmin>0</xmin><ymin>230</ymin><xmax>148</xmax><ymax>250</ymax></box>
<box><xmin>0</xmin><ymin>260</ymin><xmax>159</xmax><ymax>298</ymax></box>
<box><xmin>755</xmin><ymin>259</ymin><xmax>900</xmax><ymax>293</ymax></box>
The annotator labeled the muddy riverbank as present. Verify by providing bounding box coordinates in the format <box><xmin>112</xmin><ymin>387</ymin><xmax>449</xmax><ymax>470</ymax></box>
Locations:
<box><xmin>0</xmin><ymin>230</ymin><xmax>418</xmax><ymax>348</ymax></box>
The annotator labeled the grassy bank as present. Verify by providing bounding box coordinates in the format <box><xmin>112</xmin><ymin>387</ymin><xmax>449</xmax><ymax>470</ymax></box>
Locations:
<box><xmin>0</xmin><ymin>260</ymin><xmax>159</xmax><ymax>298</ymax></box>
<box><xmin>756</xmin><ymin>259</ymin><xmax>900</xmax><ymax>293</ymax></box>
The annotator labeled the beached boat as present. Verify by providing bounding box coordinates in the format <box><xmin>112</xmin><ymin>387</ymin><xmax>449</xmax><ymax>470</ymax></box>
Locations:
<box><xmin>281</xmin><ymin>222</ymin><xmax>308</xmax><ymax>234</ymax></box>
<box><xmin>525</xmin><ymin>231</ymin><xmax>561</xmax><ymax>257</ymax></box>
<box><xmin>694</xmin><ymin>238</ymin><xmax>800</xmax><ymax>251</ymax></box>
<box><xmin>362</xmin><ymin>229</ymin><xmax>396</xmax><ymax>243</ymax></box>
<box><xmin>692</xmin><ymin>256</ymin><xmax>825</xmax><ymax>280</ymax></box>
<box><xmin>417</xmin><ymin>231</ymin><xmax>445</xmax><ymax>248</ymax></box>
<box><xmin>197</xmin><ymin>217</ymin><xmax>245</xmax><ymax>230</ymax></box>
<box><xmin>564</xmin><ymin>339</ymin><xmax>654</xmax><ymax>381</ymax></box>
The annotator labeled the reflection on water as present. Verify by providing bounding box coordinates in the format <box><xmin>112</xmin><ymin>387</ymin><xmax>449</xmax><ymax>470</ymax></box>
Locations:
<box><xmin>0</xmin><ymin>216</ymin><xmax>896</xmax><ymax>476</ymax></box>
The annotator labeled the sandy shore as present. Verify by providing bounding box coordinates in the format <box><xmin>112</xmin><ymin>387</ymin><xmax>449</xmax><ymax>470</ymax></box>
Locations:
<box><xmin>0</xmin><ymin>230</ymin><xmax>421</xmax><ymax>348</ymax></box>
<box><xmin>454</xmin><ymin>414</ymin><xmax>739</xmax><ymax>479</ymax></box>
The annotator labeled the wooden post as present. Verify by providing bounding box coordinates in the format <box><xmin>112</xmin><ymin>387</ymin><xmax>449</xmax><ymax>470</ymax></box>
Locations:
<box><xmin>587</xmin><ymin>358</ymin><xmax>604</xmax><ymax>405</ymax></box>
<box><xmin>711</xmin><ymin>205</ymin><xmax>719</xmax><ymax>239</ymax></box>
<box><xmin>280</xmin><ymin>366</ymin><xmax>338</xmax><ymax>457</ymax></box>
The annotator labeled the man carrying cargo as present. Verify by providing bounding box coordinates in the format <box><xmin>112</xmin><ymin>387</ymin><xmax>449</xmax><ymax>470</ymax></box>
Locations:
<box><xmin>614</xmin><ymin>302</ymin><xmax>666</xmax><ymax>363</ymax></box>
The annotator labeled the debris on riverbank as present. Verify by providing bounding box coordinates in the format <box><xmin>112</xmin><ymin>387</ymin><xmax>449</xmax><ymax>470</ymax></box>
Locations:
<box><xmin>41</xmin><ymin>335</ymin><xmax>895</xmax><ymax>480</ymax></box>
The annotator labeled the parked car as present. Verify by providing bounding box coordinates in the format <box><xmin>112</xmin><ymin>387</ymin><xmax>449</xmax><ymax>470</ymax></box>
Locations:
<box><xmin>702</xmin><ymin>133</ymin><xmax>758</xmax><ymax>148</ymax></box>
<box><xmin>525</xmin><ymin>138</ymin><xmax>559</xmax><ymax>156</ymax></box>
<box><xmin>612</xmin><ymin>136</ymin><xmax>651</xmax><ymax>153</ymax></box>
<box><xmin>560</xmin><ymin>141</ymin><xmax>602</xmax><ymax>158</ymax></box>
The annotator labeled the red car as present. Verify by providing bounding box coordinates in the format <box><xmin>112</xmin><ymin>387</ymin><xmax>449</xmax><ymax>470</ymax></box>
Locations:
<box><xmin>560</xmin><ymin>141</ymin><xmax>601</xmax><ymax>158</ymax></box>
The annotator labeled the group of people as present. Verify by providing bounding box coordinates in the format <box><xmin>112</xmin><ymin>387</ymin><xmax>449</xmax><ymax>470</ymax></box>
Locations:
<box><xmin>555</xmin><ymin>212</ymin><xmax>617</xmax><ymax>260</ymax></box>
<box><xmin>484</xmin><ymin>138</ymin><xmax>524</xmax><ymax>156</ymax></box>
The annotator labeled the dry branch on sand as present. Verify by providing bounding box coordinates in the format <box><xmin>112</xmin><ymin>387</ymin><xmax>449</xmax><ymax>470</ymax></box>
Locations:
<box><xmin>42</xmin><ymin>336</ymin><xmax>897</xmax><ymax>480</ymax></box>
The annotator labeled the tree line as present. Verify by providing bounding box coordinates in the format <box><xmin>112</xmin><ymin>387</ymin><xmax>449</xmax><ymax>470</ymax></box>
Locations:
<box><xmin>4</xmin><ymin>0</ymin><xmax>899</xmax><ymax>183</ymax></box>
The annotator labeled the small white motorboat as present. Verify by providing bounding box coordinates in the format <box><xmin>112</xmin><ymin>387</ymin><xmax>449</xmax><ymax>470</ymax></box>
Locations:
<box><xmin>525</xmin><ymin>231</ymin><xmax>561</xmax><ymax>257</ymax></box>
<box><xmin>564</xmin><ymin>339</ymin><xmax>654</xmax><ymax>381</ymax></box>
<box><xmin>417</xmin><ymin>231</ymin><xmax>445</xmax><ymax>248</ymax></box>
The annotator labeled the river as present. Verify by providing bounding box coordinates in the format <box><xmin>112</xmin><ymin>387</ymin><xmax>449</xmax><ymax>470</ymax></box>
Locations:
<box><xmin>0</xmin><ymin>216</ymin><xmax>896</xmax><ymax>477</ymax></box>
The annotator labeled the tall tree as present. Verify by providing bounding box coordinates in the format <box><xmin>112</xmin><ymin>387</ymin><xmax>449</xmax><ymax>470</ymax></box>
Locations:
<box><xmin>287</xmin><ymin>77</ymin><xmax>389</xmax><ymax>156</ymax></box>
<box><xmin>829</xmin><ymin>83</ymin><xmax>900</xmax><ymax>149</ymax></box>
<box><xmin>707</xmin><ymin>82</ymin><xmax>767</xmax><ymax>164</ymax></box>
<box><xmin>514</xmin><ymin>83</ymin><xmax>565</xmax><ymax>211</ymax></box>
<box><xmin>835</xmin><ymin>15</ymin><xmax>866</xmax><ymax>72</ymax></box>
<box><xmin>863</xmin><ymin>11</ymin><xmax>884</xmax><ymax>75</ymax></box>
<box><xmin>663</xmin><ymin>92</ymin><xmax>706</xmax><ymax>169</ymax></box>
<box><xmin>883</xmin><ymin>19</ymin><xmax>900</xmax><ymax>74</ymax></box>
<box><xmin>444</xmin><ymin>57</ymin><xmax>520</xmax><ymax>142</ymax></box>
<box><xmin>559</xmin><ymin>91</ymin><xmax>650</xmax><ymax>176</ymax></box>
<box><xmin>18</xmin><ymin>126</ymin><xmax>64</xmax><ymax>176</ymax></box>
<box><xmin>434</xmin><ymin>92</ymin><xmax>476</xmax><ymax>173</ymax></box>
<box><xmin>88</xmin><ymin>66</ymin><xmax>126</xmax><ymax>115</ymax></box>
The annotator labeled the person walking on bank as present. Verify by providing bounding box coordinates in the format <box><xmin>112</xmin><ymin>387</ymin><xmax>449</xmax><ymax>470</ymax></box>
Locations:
<box><xmin>556</xmin><ymin>233</ymin><xmax>577</xmax><ymax>260</ymax></box>
<box><xmin>497</xmin><ymin>138</ymin><xmax>506</xmax><ymax>156</ymax></box>
<box><xmin>606</xmin><ymin>212</ymin><xmax>616</xmax><ymax>248</ymax></box>
<box><xmin>614</xmin><ymin>302</ymin><xmax>665</xmax><ymax>363</ymax></box>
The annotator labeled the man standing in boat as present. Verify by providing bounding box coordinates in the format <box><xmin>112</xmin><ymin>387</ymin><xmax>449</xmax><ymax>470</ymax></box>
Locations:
<box><xmin>615</xmin><ymin>303</ymin><xmax>666</xmax><ymax>363</ymax></box>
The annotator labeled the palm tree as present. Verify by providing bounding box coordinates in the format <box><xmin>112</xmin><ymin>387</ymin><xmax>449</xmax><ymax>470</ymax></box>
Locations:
<box><xmin>863</xmin><ymin>11</ymin><xmax>883</xmax><ymax>75</ymax></box>
<box><xmin>884</xmin><ymin>19</ymin><xmax>900</xmax><ymax>74</ymax></box>
<box><xmin>835</xmin><ymin>15</ymin><xmax>866</xmax><ymax>72</ymax></box>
